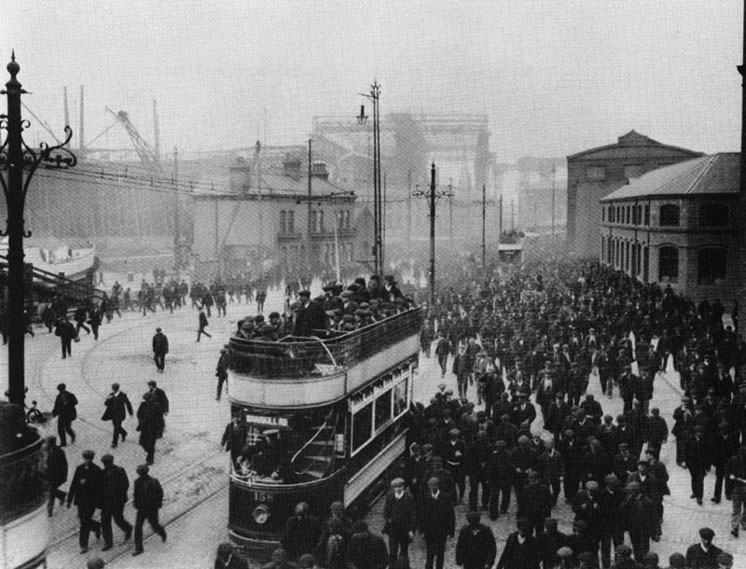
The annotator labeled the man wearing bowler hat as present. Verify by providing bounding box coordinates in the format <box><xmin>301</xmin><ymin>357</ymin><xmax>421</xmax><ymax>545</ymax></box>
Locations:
<box><xmin>67</xmin><ymin>450</ymin><xmax>103</xmax><ymax>554</ymax></box>
<box><xmin>100</xmin><ymin>454</ymin><xmax>132</xmax><ymax>551</ymax></box>
<box><xmin>152</xmin><ymin>327</ymin><xmax>169</xmax><ymax>372</ymax></box>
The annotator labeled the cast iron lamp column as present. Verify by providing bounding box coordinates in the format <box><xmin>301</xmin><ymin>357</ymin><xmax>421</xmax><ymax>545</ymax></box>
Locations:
<box><xmin>0</xmin><ymin>53</ymin><xmax>76</xmax><ymax>406</ymax></box>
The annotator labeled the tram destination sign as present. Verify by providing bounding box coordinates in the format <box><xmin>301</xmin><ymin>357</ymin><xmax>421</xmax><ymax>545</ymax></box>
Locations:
<box><xmin>244</xmin><ymin>413</ymin><xmax>289</xmax><ymax>428</ymax></box>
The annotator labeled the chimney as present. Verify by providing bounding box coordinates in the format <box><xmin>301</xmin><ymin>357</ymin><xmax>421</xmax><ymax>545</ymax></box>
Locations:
<box><xmin>283</xmin><ymin>156</ymin><xmax>302</xmax><ymax>180</ymax></box>
<box><xmin>311</xmin><ymin>162</ymin><xmax>329</xmax><ymax>180</ymax></box>
<box><xmin>229</xmin><ymin>157</ymin><xmax>251</xmax><ymax>194</ymax></box>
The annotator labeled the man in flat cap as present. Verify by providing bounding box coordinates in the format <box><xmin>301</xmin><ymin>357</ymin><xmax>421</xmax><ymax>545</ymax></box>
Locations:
<box><xmin>152</xmin><ymin>327</ymin><xmax>169</xmax><ymax>372</ymax></box>
<box><xmin>620</xmin><ymin>481</ymin><xmax>658</xmax><ymax>561</ymax></box>
<box><xmin>102</xmin><ymin>382</ymin><xmax>133</xmax><ymax>449</ymax></box>
<box><xmin>442</xmin><ymin>428</ymin><xmax>466</xmax><ymax>502</ymax></box>
<box><xmin>684</xmin><ymin>424</ymin><xmax>710</xmax><ymax>506</ymax></box>
<box><xmin>716</xmin><ymin>552</ymin><xmax>733</xmax><ymax>569</ymax></box>
<box><xmin>100</xmin><ymin>454</ymin><xmax>132</xmax><ymax>551</ymax></box>
<box><xmin>132</xmin><ymin>464</ymin><xmax>166</xmax><ymax>556</ymax></box>
<box><xmin>685</xmin><ymin>527</ymin><xmax>723</xmax><ymax>569</ymax></box>
<box><xmin>293</xmin><ymin>290</ymin><xmax>326</xmax><ymax>337</ymax></box>
<box><xmin>455</xmin><ymin>510</ymin><xmax>496</xmax><ymax>569</ymax></box>
<box><xmin>67</xmin><ymin>450</ymin><xmax>103</xmax><ymax>554</ymax></box>
<box><xmin>383</xmin><ymin>477</ymin><xmax>417</xmax><ymax>565</ymax></box>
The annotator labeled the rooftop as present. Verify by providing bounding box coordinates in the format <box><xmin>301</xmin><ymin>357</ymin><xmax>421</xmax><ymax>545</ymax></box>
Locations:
<box><xmin>567</xmin><ymin>130</ymin><xmax>702</xmax><ymax>161</ymax></box>
<box><xmin>600</xmin><ymin>153</ymin><xmax>740</xmax><ymax>202</ymax></box>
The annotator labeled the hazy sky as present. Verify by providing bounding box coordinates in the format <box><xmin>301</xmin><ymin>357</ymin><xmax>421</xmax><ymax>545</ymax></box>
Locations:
<box><xmin>0</xmin><ymin>1</ymin><xmax>741</xmax><ymax>162</ymax></box>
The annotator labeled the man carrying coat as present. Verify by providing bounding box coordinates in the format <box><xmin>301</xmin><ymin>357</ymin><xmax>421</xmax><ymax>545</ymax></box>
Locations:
<box><xmin>102</xmin><ymin>383</ymin><xmax>133</xmax><ymax>448</ymax></box>
<box><xmin>100</xmin><ymin>454</ymin><xmax>132</xmax><ymax>551</ymax></box>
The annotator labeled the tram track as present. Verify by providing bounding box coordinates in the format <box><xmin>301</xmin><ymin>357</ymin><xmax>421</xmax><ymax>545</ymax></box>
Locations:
<box><xmin>30</xmin><ymin>311</ymin><xmax>232</xmax><ymax>559</ymax></box>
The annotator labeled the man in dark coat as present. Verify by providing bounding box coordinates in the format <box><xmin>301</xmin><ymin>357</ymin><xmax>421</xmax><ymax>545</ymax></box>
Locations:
<box><xmin>536</xmin><ymin>518</ymin><xmax>568</xmax><ymax>569</ymax></box>
<box><xmin>146</xmin><ymin>380</ymin><xmax>169</xmax><ymax>438</ymax></box>
<box><xmin>100</xmin><ymin>454</ymin><xmax>132</xmax><ymax>551</ymax></box>
<box><xmin>52</xmin><ymin>382</ymin><xmax>78</xmax><ymax>446</ymax></box>
<box><xmin>55</xmin><ymin>315</ymin><xmax>77</xmax><ymax>359</ymax></box>
<box><xmin>293</xmin><ymin>291</ymin><xmax>327</xmax><ymax>337</ymax></box>
<box><xmin>684</xmin><ymin>425</ymin><xmax>710</xmax><ymax>506</ymax></box>
<box><xmin>685</xmin><ymin>527</ymin><xmax>723</xmax><ymax>569</ymax></box>
<box><xmin>132</xmin><ymin>464</ymin><xmax>166</xmax><ymax>556</ymax></box>
<box><xmin>455</xmin><ymin>510</ymin><xmax>496</xmax><ymax>569</ymax></box>
<box><xmin>346</xmin><ymin>520</ymin><xmax>388</xmax><ymax>569</ymax></box>
<box><xmin>281</xmin><ymin>502</ymin><xmax>323</xmax><ymax>562</ymax></box>
<box><xmin>102</xmin><ymin>383</ymin><xmax>133</xmax><ymax>448</ymax></box>
<box><xmin>137</xmin><ymin>392</ymin><xmax>164</xmax><ymax>465</ymax></box>
<box><xmin>620</xmin><ymin>481</ymin><xmax>658</xmax><ymax>562</ymax></box>
<box><xmin>419</xmin><ymin>476</ymin><xmax>456</xmax><ymax>569</ymax></box>
<box><xmin>517</xmin><ymin>469</ymin><xmax>552</xmax><ymax>537</ymax></box>
<box><xmin>67</xmin><ymin>450</ymin><xmax>103</xmax><ymax>554</ymax></box>
<box><xmin>382</xmin><ymin>477</ymin><xmax>417</xmax><ymax>565</ymax></box>
<box><xmin>152</xmin><ymin>327</ymin><xmax>169</xmax><ymax>372</ymax></box>
<box><xmin>496</xmin><ymin>518</ymin><xmax>539</xmax><ymax>569</ymax></box>
<box><xmin>709</xmin><ymin>420</ymin><xmax>739</xmax><ymax>504</ymax></box>
<box><xmin>197</xmin><ymin>308</ymin><xmax>212</xmax><ymax>341</ymax></box>
<box><xmin>215</xmin><ymin>347</ymin><xmax>230</xmax><ymax>401</ymax></box>
<box><xmin>45</xmin><ymin>436</ymin><xmax>68</xmax><ymax>516</ymax></box>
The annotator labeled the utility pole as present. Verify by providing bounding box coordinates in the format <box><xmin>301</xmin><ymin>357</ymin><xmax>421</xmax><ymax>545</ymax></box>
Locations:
<box><xmin>481</xmin><ymin>184</ymin><xmax>486</xmax><ymax>271</ymax></box>
<box><xmin>407</xmin><ymin>169</ymin><xmax>412</xmax><ymax>250</ymax></box>
<box><xmin>413</xmin><ymin>163</ymin><xmax>452</xmax><ymax>307</ymax></box>
<box><xmin>448</xmin><ymin>180</ymin><xmax>453</xmax><ymax>240</ymax></box>
<box><xmin>1</xmin><ymin>54</ymin><xmax>77</xmax><ymax>406</ymax></box>
<box><xmin>552</xmin><ymin>164</ymin><xmax>557</xmax><ymax>238</ymax></box>
<box><xmin>357</xmin><ymin>81</ymin><xmax>383</xmax><ymax>274</ymax></box>
<box><xmin>308</xmin><ymin>138</ymin><xmax>313</xmax><ymax>272</ymax></box>
<box><xmin>173</xmin><ymin>146</ymin><xmax>180</xmax><ymax>269</ymax></box>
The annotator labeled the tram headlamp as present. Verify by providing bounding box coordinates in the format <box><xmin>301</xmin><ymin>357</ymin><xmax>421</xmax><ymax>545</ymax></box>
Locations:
<box><xmin>252</xmin><ymin>504</ymin><xmax>270</xmax><ymax>525</ymax></box>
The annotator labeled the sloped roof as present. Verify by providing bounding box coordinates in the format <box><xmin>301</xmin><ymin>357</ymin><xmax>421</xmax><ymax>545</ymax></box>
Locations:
<box><xmin>600</xmin><ymin>153</ymin><xmax>740</xmax><ymax>202</ymax></box>
<box><xmin>568</xmin><ymin>130</ymin><xmax>701</xmax><ymax>160</ymax></box>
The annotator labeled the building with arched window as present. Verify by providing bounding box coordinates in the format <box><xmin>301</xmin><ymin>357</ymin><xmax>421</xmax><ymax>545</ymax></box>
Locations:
<box><xmin>567</xmin><ymin>130</ymin><xmax>702</xmax><ymax>257</ymax></box>
<box><xmin>598</xmin><ymin>153</ymin><xmax>740</xmax><ymax>303</ymax></box>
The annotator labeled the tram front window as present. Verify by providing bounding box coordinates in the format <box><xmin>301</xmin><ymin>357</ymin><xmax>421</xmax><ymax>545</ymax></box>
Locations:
<box><xmin>231</xmin><ymin>406</ymin><xmax>340</xmax><ymax>483</ymax></box>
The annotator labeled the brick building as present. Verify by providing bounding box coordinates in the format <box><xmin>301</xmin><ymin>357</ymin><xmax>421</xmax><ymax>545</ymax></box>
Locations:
<box><xmin>567</xmin><ymin>131</ymin><xmax>701</xmax><ymax>257</ymax></box>
<box><xmin>598</xmin><ymin>153</ymin><xmax>740</xmax><ymax>304</ymax></box>
<box><xmin>192</xmin><ymin>156</ymin><xmax>360</xmax><ymax>279</ymax></box>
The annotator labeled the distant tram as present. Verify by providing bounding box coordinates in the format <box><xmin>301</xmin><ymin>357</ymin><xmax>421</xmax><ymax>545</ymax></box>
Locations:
<box><xmin>225</xmin><ymin>306</ymin><xmax>423</xmax><ymax>547</ymax></box>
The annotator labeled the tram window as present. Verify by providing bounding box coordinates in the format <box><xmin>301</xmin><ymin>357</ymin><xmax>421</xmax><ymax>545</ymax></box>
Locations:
<box><xmin>375</xmin><ymin>389</ymin><xmax>393</xmax><ymax>430</ymax></box>
<box><xmin>352</xmin><ymin>403</ymin><xmax>373</xmax><ymax>452</ymax></box>
<box><xmin>393</xmin><ymin>379</ymin><xmax>408</xmax><ymax>417</ymax></box>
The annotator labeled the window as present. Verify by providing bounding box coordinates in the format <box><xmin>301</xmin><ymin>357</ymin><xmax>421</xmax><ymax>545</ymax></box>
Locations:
<box><xmin>375</xmin><ymin>389</ymin><xmax>392</xmax><ymax>430</ymax></box>
<box><xmin>644</xmin><ymin>205</ymin><xmax>650</xmax><ymax>225</ymax></box>
<box><xmin>280</xmin><ymin>211</ymin><xmax>287</xmax><ymax>234</ymax></box>
<box><xmin>659</xmin><ymin>204</ymin><xmax>680</xmax><ymax>227</ymax></box>
<box><xmin>699</xmin><ymin>203</ymin><xmax>728</xmax><ymax>227</ymax></box>
<box><xmin>698</xmin><ymin>247</ymin><xmax>727</xmax><ymax>284</ymax></box>
<box><xmin>393</xmin><ymin>377</ymin><xmax>409</xmax><ymax>417</ymax></box>
<box><xmin>586</xmin><ymin>166</ymin><xmax>606</xmax><ymax>181</ymax></box>
<box><xmin>602</xmin><ymin>207</ymin><xmax>606</xmax><ymax>223</ymax></box>
<box><xmin>287</xmin><ymin>211</ymin><xmax>295</xmax><ymax>233</ymax></box>
<box><xmin>352</xmin><ymin>403</ymin><xmax>373</xmax><ymax>452</ymax></box>
<box><xmin>626</xmin><ymin>206</ymin><xmax>630</xmax><ymax>225</ymax></box>
<box><xmin>658</xmin><ymin>246</ymin><xmax>679</xmax><ymax>283</ymax></box>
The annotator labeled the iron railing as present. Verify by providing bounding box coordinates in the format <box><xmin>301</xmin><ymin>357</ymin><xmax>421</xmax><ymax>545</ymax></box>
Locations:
<box><xmin>229</xmin><ymin>306</ymin><xmax>422</xmax><ymax>379</ymax></box>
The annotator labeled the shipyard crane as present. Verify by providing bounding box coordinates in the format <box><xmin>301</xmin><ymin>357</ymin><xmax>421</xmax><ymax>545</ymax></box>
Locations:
<box><xmin>105</xmin><ymin>106</ymin><xmax>163</xmax><ymax>172</ymax></box>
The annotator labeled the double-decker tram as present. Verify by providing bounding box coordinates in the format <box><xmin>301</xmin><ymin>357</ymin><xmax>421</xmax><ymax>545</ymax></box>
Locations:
<box><xmin>226</xmin><ymin>304</ymin><xmax>423</xmax><ymax>547</ymax></box>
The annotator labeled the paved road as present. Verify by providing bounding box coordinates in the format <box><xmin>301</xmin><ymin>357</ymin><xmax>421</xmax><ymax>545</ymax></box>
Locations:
<box><xmin>5</xmin><ymin>283</ymin><xmax>744</xmax><ymax>568</ymax></box>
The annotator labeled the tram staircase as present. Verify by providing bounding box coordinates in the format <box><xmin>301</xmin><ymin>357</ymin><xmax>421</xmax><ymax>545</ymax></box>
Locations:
<box><xmin>291</xmin><ymin>412</ymin><xmax>342</xmax><ymax>483</ymax></box>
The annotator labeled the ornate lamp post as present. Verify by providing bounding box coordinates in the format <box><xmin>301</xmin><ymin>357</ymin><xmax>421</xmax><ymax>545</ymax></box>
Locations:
<box><xmin>357</xmin><ymin>81</ymin><xmax>383</xmax><ymax>275</ymax></box>
<box><xmin>0</xmin><ymin>53</ymin><xmax>76</xmax><ymax>407</ymax></box>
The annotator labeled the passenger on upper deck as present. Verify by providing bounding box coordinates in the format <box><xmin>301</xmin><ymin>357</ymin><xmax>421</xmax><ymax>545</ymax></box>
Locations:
<box><xmin>293</xmin><ymin>291</ymin><xmax>327</xmax><ymax>337</ymax></box>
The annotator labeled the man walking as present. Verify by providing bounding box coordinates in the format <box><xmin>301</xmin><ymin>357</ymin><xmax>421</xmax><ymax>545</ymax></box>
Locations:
<box><xmin>197</xmin><ymin>308</ymin><xmax>212</xmax><ymax>342</ymax></box>
<box><xmin>152</xmin><ymin>327</ymin><xmax>169</xmax><ymax>372</ymax></box>
<box><xmin>52</xmin><ymin>383</ymin><xmax>78</xmax><ymax>447</ymax></box>
<box><xmin>45</xmin><ymin>436</ymin><xmax>68</xmax><ymax>516</ymax></box>
<box><xmin>55</xmin><ymin>315</ymin><xmax>77</xmax><ymax>359</ymax></box>
<box><xmin>215</xmin><ymin>347</ymin><xmax>230</xmax><ymax>401</ymax></box>
<box><xmin>146</xmin><ymin>380</ymin><xmax>169</xmax><ymax>437</ymax></box>
<box><xmin>455</xmin><ymin>510</ymin><xmax>497</xmax><ymax>569</ymax></box>
<box><xmin>67</xmin><ymin>450</ymin><xmax>102</xmax><ymax>554</ymax></box>
<box><xmin>383</xmin><ymin>477</ymin><xmax>417</xmax><ymax>565</ymax></box>
<box><xmin>137</xmin><ymin>392</ymin><xmax>164</xmax><ymax>465</ymax></box>
<box><xmin>100</xmin><ymin>454</ymin><xmax>132</xmax><ymax>551</ymax></box>
<box><xmin>132</xmin><ymin>464</ymin><xmax>167</xmax><ymax>556</ymax></box>
<box><xmin>419</xmin><ymin>476</ymin><xmax>455</xmax><ymax>569</ymax></box>
<box><xmin>102</xmin><ymin>383</ymin><xmax>133</xmax><ymax>448</ymax></box>
<box><xmin>726</xmin><ymin>443</ymin><xmax>746</xmax><ymax>537</ymax></box>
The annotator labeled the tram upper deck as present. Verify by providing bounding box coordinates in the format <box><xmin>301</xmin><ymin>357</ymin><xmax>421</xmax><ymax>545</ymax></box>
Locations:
<box><xmin>227</xmin><ymin>306</ymin><xmax>423</xmax><ymax>408</ymax></box>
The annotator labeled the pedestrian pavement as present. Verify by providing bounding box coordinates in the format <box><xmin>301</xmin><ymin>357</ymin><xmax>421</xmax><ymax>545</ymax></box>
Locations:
<box><xmin>8</xmin><ymin>281</ymin><xmax>746</xmax><ymax>568</ymax></box>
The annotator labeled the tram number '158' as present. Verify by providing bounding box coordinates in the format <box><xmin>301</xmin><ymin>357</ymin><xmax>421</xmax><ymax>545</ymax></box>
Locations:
<box><xmin>251</xmin><ymin>492</ymin><xmax>274</xmax><ymax>503</ymax></box>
